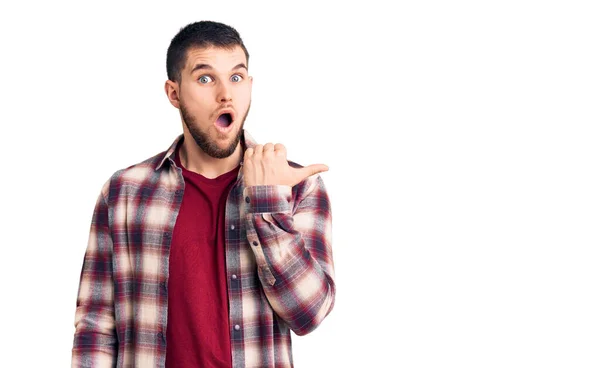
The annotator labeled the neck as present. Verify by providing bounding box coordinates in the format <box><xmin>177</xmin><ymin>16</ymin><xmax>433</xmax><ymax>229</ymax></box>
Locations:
<box><xmin>178</xmin><ymin>132</ymin><xmax>243</xmax><ymax>179</ymax></box>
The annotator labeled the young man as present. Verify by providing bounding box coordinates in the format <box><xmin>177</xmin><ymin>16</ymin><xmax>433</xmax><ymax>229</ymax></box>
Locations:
<box><xmin>71</xmin><ymin>21</ymin><xmax>335</xmax><ymax>368</ymax></box>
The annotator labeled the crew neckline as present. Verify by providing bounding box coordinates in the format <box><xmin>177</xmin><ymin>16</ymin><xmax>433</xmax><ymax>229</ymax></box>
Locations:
<box><xmin>173</xmin><ymin>141</ymin><xmax>240</xmax><ymax>186</ymax></box>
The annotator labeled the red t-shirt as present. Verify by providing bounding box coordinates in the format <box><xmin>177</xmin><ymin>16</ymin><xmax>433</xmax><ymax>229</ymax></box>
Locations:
<box><xmin>165</xmin><ymin>142</ymin><xmax>240</xmax><ymax>368</ymax></box>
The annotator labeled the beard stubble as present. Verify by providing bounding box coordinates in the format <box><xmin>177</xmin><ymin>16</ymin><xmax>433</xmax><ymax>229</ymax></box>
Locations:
<box><xmin>180</xmin><ymin>101</ymin><xmax>251</xmax><ymax>159</ymax></box>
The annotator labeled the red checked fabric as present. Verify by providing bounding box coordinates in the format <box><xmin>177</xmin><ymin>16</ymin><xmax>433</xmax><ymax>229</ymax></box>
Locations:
<box><xmin>71</xmin><ymin>130</ymin><xmax>336</xmax><ymax>368</ymax></box>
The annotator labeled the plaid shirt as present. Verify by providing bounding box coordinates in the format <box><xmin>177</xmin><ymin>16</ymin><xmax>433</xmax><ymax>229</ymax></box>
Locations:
<box><xmin>71</xmin><ymin>130</ymin><xmax>335</xmax><ymax>368</ymax></box>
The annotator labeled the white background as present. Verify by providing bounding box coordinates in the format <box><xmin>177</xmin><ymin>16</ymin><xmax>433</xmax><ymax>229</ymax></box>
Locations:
<box><xmin>1</xmin><ymin>1</ymin><xmax>599</xmax><ymax>367</ymax></box>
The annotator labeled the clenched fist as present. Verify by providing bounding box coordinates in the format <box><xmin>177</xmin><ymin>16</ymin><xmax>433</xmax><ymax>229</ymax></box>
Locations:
<box><xmin>243</xmin><ymin>143</ymin><xmax>329</xmax><ymax>187</ymax></box>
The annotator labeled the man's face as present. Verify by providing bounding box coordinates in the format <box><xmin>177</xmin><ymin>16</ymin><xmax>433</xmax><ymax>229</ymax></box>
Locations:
<box><xmin>177</xmin><ymin>45</ymin><xmax>252</xmax><ymax>159</ymax></box>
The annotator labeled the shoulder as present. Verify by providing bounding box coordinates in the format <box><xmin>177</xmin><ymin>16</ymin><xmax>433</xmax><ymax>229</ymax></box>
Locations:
<box><xmin>98</xmin><ymin>150</ymin><xmax>169</xmax><ymax>203</ymax></box>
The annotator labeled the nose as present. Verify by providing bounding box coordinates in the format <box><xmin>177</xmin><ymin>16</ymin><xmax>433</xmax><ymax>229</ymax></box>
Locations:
<box><xmin>217</xmin><ymin>83</ymin><xmax>232</xmax><ymax>103</ymax></box>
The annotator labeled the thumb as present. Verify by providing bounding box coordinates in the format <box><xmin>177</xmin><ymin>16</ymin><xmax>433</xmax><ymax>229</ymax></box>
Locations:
<box><xmin>294</xmin><ymin>164</ymin><xmax>329</xmax><ymax>182</ymax></box>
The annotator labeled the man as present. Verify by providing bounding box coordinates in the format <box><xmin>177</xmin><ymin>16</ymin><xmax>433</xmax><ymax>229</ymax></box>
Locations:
<box><xmin>71</xmin><ymin>21</ymin><xmax>335</xmax><ymax>368</ymax></box>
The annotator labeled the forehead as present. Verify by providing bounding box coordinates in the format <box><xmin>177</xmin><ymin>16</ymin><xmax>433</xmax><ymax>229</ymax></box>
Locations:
<box><xmin>184</xmin><ymin>45</ymin><xmax>247</xmax><ymax>71</ymax></box>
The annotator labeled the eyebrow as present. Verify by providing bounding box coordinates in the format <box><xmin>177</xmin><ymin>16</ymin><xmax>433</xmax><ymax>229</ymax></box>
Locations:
<box><xmin>190</xmin><ymin>63</ymin><xmax>248</xmax><ymax>74</ymax></box>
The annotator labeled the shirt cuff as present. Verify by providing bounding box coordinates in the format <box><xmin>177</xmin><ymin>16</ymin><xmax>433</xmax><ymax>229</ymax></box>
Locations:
<box><xmin>243</xmin><ymin>185</ymin><xmax>292</xmax><ymax>214</ymax></box>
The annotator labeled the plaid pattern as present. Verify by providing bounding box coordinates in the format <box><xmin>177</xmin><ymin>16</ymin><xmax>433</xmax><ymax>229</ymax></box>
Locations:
<box><xmin>72</xmin><ymin>130</ymin><xmax>335</xmax><ymax>368</ymax></box>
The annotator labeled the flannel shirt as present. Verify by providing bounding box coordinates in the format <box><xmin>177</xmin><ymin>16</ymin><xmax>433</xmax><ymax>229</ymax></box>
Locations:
<box><xmin>71</xmin><ymin>130</ymin><xmax>335</xmax><ymax>368</ymax></box>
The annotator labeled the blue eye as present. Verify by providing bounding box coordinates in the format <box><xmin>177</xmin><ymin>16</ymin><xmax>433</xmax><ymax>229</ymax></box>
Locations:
<box><xmin>199</xmin><ymin>75</ymin><xmax>213</xmax><ymax>84</ymax></box>
<box><xmin>231</xmin><ymin>74</ymin><xmax>242</xmax><ymax>82</ymax></box>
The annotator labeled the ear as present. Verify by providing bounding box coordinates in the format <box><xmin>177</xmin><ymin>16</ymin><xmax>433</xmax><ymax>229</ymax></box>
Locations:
<box><xmin>165</xmin><ymin>80</ymin><xmax>180</xmax><ymax>109</ymax></box>
<box><xmin>249</xmin><ymin>75</ymin><xmax>253</xmax><ymax>91</ymax></box>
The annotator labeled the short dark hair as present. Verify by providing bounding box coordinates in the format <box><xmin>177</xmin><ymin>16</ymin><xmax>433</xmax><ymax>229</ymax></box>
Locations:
<box><xmin>166</xmin><ymin>21</ymin><xmax>249</xmax><ymax>83</ymax></box>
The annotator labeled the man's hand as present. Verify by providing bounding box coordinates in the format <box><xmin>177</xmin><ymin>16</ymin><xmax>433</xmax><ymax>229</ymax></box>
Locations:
<box><xmin>243</xmin><ymin>143</ymin><xmax>329</xmax><ymax>187</ymax></box>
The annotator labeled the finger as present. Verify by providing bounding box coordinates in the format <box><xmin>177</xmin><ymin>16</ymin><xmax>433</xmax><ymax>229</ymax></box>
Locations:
<box><xmin>263</xmin><ymin>143</ymin><xmax>274</xmax><ymax>159</ymax></box>
<box><xmin>274</xmin><ymin>143</ymin><xmax>286</xmax><ymax>157</ymax></box>
<box><xmin>244</xmin><ymin>147</ymin><xmax>254</xmax><ymax>160</ymax></box>
<box><xmin>253</xmin><ymin>144</ymin><xmax>263</xmax><ymax>158</ymax></box>
<box><xmin>263</xmin><ymin>143</ymin><xmax>274</xmax><ymax>152</ymax></box>
<box><xmin>295</xmin><ymin>164</ymin><xmax>329</xmax><ymax>181</ymax></box>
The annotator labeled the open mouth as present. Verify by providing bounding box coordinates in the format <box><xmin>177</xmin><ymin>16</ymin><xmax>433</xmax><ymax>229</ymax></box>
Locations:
<box><xmin>215</xmin><ymin>113</ymin><xmax>233</xmax><ymax>128</ymax></box>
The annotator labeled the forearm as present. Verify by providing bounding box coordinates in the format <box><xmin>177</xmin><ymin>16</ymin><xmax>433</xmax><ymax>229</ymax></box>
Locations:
<box><xmin>72</xmin><ymin>182</ymin><xmax>118</xmax><ymax>367</ymax></box>
<box><xmin>72</xmin><ymin>304</ymin><xmax>117</xmax><ymax>367</ymax></box>
<box><xmin>243</xmin><ymin>180</ymin><xmax>336</xmax><ymax>335</ymax></box>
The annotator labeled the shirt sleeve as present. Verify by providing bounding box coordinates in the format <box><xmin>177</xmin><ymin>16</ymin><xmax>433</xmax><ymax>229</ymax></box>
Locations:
<box><xmin>243</xmin><ymin>174</ymin><xmax>336</xmax><ymax>336</ymax></box>
<box><xmin>71</xmin><ymin>179</ymin><xmax>118</xmax><ymax>367</ymax></box>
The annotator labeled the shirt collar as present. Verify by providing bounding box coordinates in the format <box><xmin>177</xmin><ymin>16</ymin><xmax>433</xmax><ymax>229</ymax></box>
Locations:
<box><xmin>154</xmin><ymin>128</ymin><xmax>259</xmax><ymax>171</ymax></box>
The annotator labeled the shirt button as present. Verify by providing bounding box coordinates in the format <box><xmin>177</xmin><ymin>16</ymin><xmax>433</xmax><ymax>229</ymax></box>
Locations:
<box><xmin>160</xmin><ymin>282</ymin><xmax>167</xmax><ymax>290</ymax></box>
<box><xmin>232</xmin><ymin>274</ymin><xmax>237</xmax><ymax>280</ymax></box>
<box><xmin>234</xmin><ymin>324</ymin><xmax>240</xmax><ymax>331</ymax></box>
<box><xmin>157</xmin><ymin>332</ymin><xmax>164</xmax><ymax>340</ymax></box>
<box><xmin>252</xmin><ymin>241</ymin><xmax>258</xmax><ymax>246</ymax></box>
<box><xmin>164</xmin><ymin>232</ymin><xmax>171</xmax><ymax>239</ymax></box>
<box><xmin>230</xmin><ymin>224</ymin><xmax>235</xmax><ymax>230</ymax></box>
<box><xmin>245</xmin><ymin>196</ymin><xmax>250</xmax><ymax>203</ymax></box>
